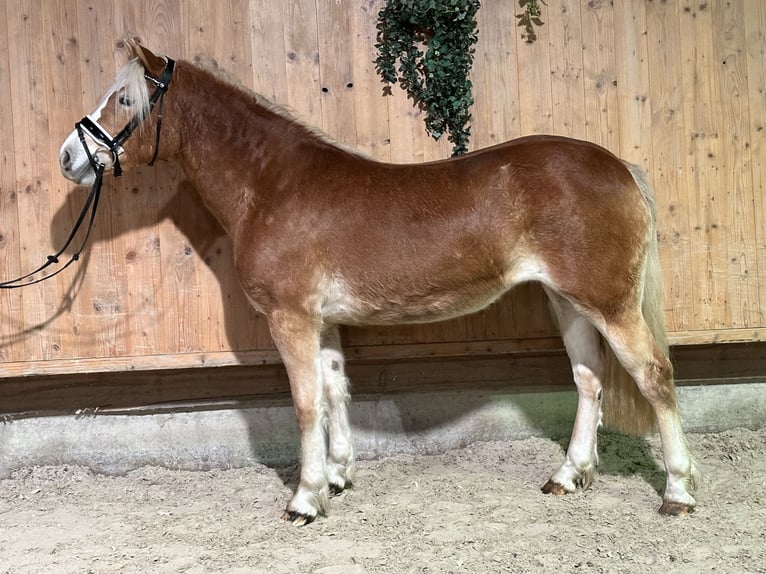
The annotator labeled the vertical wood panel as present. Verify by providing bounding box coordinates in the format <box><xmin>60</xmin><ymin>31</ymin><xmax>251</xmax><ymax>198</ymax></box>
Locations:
<box><xmin>677</xmin><ymin>2</ymin><xmax>711</xmax><ymax>330</ymax></box>
<box><xmin>711</xmin><ymin>0</ymin><xmax>760</xmax><ymax>330</ymax></box>
<box><xmin>744</xmin><ymin>0</ymin><xmax>766</xmax><ymax>328</ymax></box>
<box><xmin>471</xmin><ymin>0</ymin><xmax>520</xmax><ymax>149</ymax></box>
<box><xmin>676</xmin><ymin>1</ymin><xmax>760</xmax><ymax>331</ymax></box>
<box><xmin>580</xmin><ymin>0</ymin><xmax>618</xmax><ymax>151</ymax></box>
<box><xmin>43</xmin><ymin>0</ymin><xmax>90</xmax><ymax>361</ymax></box>
<box><xmin>316</xmin><ymin>0</ymin><xmax>356</xmax><ymax>145</ymax></box>
<box><xmin>645</xmin><ymin>0</ymin><xmax>693</xmax><ymax>332</ymax></box>
<box><xmin>547</xmin><ymin>0</ymin><xmax>586</xmax><ymax>138</ymax></box>
<box><xmin>515</xmin><ymin>2</ymin><xmax>553</xmax><ymax>136</ymax></box>
<box><xmin>251</xmin><ymin>0</ymin><xmax>290</xmax><ymax>104</ymax></box>
<box><xmin>613</xmin><ymin>0</ymin><xmax>650</xmax><ymax>165</ymax></box>
<box><xmin>349</xmin><ymin>0</ymin><xmax>392</xmax><ymax>159</ymax></box>
<box><xmin>0</xmin><ymin>4</ymin><xmax>24</xmax><ymax>363</ymax></box>
<box><xmin>78</xmin><ymin>2</ymin><xmax>129</xmax><ymax>358</ymax></box>
<box><xmin>6</xmin><ymin>0</ymin><xmax>62</xmax><ymax>361</ymax></box>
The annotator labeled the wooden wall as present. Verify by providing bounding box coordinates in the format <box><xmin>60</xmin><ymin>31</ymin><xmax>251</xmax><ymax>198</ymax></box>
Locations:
<box><xmin>0</xmin><ymin>0</ymin><xmax>765</xmax><ymax>378</ymax></box>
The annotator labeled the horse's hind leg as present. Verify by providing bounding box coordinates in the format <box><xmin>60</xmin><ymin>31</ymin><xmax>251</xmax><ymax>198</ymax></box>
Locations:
<box><xmin>267</xmin><ymin>310</ymin><xmax>329</xmax><ymax>525</ymax></box>
<box><xmin>542</xmin><ymin>289</ymin><xmax>604</xmax><ymax>495</ymax></box>
<box><xmin>320</xmin><ymin>326</ymin><xmax>355</xmax><ymax>494</ymax></box>
<box><xmin>603</xmin><ymin>311</ymin><xmax>699</xmax><ymax>515</ymax></box>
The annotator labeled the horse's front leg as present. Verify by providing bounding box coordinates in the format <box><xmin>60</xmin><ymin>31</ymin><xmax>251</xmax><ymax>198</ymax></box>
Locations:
<box><xmin>320</xmin><ymin>326</ymin><xmax>355</xmax><ymax>494</ymax></box>
<box><xmin>268</xmin><ymin>310</ymin><xmax>328</xmax><ymax>525</ymax></box>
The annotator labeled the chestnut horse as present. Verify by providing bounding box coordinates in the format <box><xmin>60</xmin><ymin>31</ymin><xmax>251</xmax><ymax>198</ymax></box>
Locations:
<box><xmin>59</xmin><ymin>41</ymin><xmax>698</xmax><ymax>524</ymax></box>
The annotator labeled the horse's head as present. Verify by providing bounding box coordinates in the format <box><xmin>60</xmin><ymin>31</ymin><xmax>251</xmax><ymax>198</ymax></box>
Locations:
<box><xmin>59</xmin><ymin>40</ymin><xmax>175</xmax><ymax>185</ymax></box>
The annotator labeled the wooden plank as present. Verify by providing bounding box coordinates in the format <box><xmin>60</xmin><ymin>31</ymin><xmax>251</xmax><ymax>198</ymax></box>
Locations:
<box><xmin>678</xmin><ymin>1</ymin><xmax>759</xmax><ymax>332</ymax></box>
<box><xmin>349</xmin><ymin>0</ymin><xmax>392</xmax><ymax>159</ymax></box>
<box><xmin>5</xmin><ymin>0</ymin><xmax>63</xmax><ymax>362</ymax></box>
<box><xmin>250</xmin><ymin>0</ymin><xmax>291</xmax><ymax>104</ymax></box>
<box><xmin>710</xmin><ymin>0</ymin><xmax>760</xmax><ymax>331</ymax></box>
<box><xmin>171</xmin><ymin>0</ymin><xmax>265</xmax><ymax>356</ymax></box>
<box><xmin>2</xmin><ymin>340</ymin><xmax>765</xmax><ymax>416</ymax></box>
<box><xmin>105</xmin><ymin>5</ymin><xmax>173</xmax><ymax>359</ymax></box>
<box><xmin>514</xmin><ymin>0</ymin><xmax>553</xmax><ymax>136</ymax></box>
<box><xmin>87</xmin><ymin>2</ymin><xmax>152</xmax><ymax>361</ymax></box>
<box><xmin>42</xmin><ymin>0</ymin><xmax>85</xmax><ymax>365</ymax></box>
<box><xmin>743</xmin><ymin>0</ymin><xmax>766</xmax><ymax>328</ymax></box>
<box><xmin>612</xmin><ymin>0</ymin><xmax>650</xmax><ymax>166</ymax></box>
<box><xmin>315</xmin><ymin>0</ymin><xmax>356</xmax><ymax>146</ymax></box>
<box><xmin>0</xmin><ymin>2</ymin><xmax>24</xmax><ymax>363</ymax></box>
<box><xmin>2</xmin><ymin>319</ymin><xmax>763</xmax><ymax>379</ymax></box>
<box><xmin>0</xmin><ymin>336</ymin><xmax>564</xmax><ymax>378</ymax></box>
<box><xmin>0</xmin><ymin>352</ymin><xmax>576</xmax><ymax>415</ymax></box>
<box><xmin>688</xmin><ymin>2</ymin><xmax>725</xmax><ymax>331</ymax></box>
<box><xmin>710</xmin><ymin>0</ymin><xmax>762</xmax><ymax>328</ymax></box>
<box><xmin>547</xmin><ymin>0</ymin><xmax>586</xmax><ymax>138</ymax></box>
<box><xmin>580</xmin><ymin>0</ymin><xmax>619</xmax><ymax>154</ymax></box>
<box><xmin>644</xmin><ymin>0</ymin><xmax>694</xmax><ymax>334</ymax></box>
<box><xmin>467</xmin><ymin>0</ymin><xmax>520</xmax><ymax>150</ymax></box>
<box><xmin>72</xmin><ymin>1</ymin><xmax>133</xmax><ymax>360</ymax></box>
<box><xmin>668</xmin><ymin>328</ymin><xmax>765</xmax><ymax>346</ymax></box>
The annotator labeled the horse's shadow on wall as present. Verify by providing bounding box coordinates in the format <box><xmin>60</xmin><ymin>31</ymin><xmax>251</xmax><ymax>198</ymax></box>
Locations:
<box><xmin>49</xmin><ymin>163</ymin><xmax>663</xmax><ymax>497</ymax></box>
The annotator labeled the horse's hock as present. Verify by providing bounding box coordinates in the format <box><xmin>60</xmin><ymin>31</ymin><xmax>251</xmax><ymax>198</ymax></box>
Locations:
<box><xmin>0</xmin><ymin>0</ymin><xmax>765</xmax><ymax>503</ymax></box>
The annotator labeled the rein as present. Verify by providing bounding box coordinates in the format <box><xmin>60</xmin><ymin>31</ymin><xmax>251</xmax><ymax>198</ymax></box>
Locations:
<box><xmin>0</xmin><ymin>58</ymin><xmax>174</xmax><ymax>290</ymax></box>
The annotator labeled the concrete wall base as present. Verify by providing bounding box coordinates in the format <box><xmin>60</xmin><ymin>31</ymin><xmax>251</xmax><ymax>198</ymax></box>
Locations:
<box><xmin>1</xmin><ymin>383</ymin><xmax>764</xmax><ymax>477</ymax></box>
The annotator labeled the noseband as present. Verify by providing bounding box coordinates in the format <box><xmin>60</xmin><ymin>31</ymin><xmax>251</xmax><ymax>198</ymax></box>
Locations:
<box><xmin>0</xmin><ymin>58</ymin><xmax>175</xmax><ymax>289</ymax></box>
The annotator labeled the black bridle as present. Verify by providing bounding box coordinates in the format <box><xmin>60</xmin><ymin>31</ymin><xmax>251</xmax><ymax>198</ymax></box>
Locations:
<box><xmin>0</xmin><ymin>58</ymin><xmax>174</xmax><ymax>289</ymax></box>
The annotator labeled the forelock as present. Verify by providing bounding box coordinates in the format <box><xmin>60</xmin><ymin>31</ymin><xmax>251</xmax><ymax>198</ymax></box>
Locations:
<box><xmin>110</xmin><ymin>58</ymin><xmax>151</xmax><ymax>124</ymax></box>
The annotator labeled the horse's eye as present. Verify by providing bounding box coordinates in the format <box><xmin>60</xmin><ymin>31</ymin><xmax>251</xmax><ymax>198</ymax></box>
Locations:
<box><xmin>118</xmin><ymin>94</ymin><xmax>133</xmax><ymax>106</ymax></box>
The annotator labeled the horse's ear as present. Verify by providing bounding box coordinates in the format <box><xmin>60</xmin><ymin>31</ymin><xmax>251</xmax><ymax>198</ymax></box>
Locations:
<box><xmin>126</xmin><ymin>38</ymin><xmax>166</xmax><ymax>76</ymax></box>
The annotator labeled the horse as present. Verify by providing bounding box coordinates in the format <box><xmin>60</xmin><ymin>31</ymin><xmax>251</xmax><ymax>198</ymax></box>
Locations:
<box><xmin>59</xmin><ymin>40</ymin><xmax>699</xmax><ymax>525</ymax></box>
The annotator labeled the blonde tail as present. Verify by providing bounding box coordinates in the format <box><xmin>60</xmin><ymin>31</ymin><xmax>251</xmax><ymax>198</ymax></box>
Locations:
<box><xmin>602</xmin><ymin>163</ymin><xmax>667</xmax><ymax>436</ymax></box>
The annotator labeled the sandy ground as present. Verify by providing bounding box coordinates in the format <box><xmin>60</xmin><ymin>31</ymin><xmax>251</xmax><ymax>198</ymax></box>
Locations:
<box><xmin>0</xmin><ymin>427</ymin><xmax>764</xmax><ymax>574</ymax></box>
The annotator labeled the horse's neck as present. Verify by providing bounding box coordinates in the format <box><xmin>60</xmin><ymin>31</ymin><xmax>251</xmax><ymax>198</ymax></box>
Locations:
<box><xmin>173</xmin><ymin>69</ymin><xmax>303</xmax><ymax>236</ymax></box>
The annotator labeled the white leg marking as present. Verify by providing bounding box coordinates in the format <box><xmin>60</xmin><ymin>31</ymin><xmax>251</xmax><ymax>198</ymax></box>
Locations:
<box><xmin>321</xmin><ymin>327</ymin><xmax>355</xmax><ymax>492</ymax></box>
<box><xmin>549</xmin><ymin>363</ymin><xmax>603</xmax><ymax>491</ymax></box>
<box><xmin>268</xmin><ymin>312</ymin><xmax>329</xmax><ymax>523</ymax></box>
<box><xmin>604</xmin><ymin>317</ymin><xmax>698</xmax><ymax>513</ymax></box>
<box><xmin>285</xmin><ymin>352</ymin><xmax>330</xmax><ymax>522</ymax></box>
<box><xmin>657</xmin><ymin>407</ymin><xmax>699</xmax><ymax>509</ymax></box>
<box><xmin>545</xmin><ymin>291</ymin><xmax>603</xmax><ymax>493</ymax></box>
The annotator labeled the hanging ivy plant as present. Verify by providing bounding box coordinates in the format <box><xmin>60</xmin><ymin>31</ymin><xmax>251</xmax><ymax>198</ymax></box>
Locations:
<box><xmin>375</xmin><ymin>0</ymin><xmax>480</xmax><ymax>156</ymax></box>
<box><xmin>517</xmin><ymin>0</ymin><xmax>546</xmax><ymax>44</ymax></box>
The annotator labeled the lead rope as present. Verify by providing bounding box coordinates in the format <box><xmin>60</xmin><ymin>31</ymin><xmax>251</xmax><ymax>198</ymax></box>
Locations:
<box><xmin>0</xmin><ymin>163</ymin><xmax>105</xmax><ymax>289</ymax></box>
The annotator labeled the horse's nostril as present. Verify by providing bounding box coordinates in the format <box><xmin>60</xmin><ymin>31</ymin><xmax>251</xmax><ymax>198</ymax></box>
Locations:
<box><xmin>61</xmin><ymin>150</ymin><xmax>71</xmax><ymax>169</ymax></box>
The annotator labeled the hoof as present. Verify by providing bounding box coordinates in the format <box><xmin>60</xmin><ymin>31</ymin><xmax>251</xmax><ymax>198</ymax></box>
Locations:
<box><xmin>658</xmin><ymin>501</ymin><xmax>695</xmax><ymax>517</ymax></box>
<box><xmin>329</xmin><ymin>480</ymin><xmax>352</xmax><ymax>497</ymax></box>
<box><xmin>541</xmin><ymin>480</ymin><xmax>569</xmax><ymax>496</ymax></box>
<box><xmin>281</xmin><ymin>510</ymin><xmax>316</xmax><ymax>526</ymax></box>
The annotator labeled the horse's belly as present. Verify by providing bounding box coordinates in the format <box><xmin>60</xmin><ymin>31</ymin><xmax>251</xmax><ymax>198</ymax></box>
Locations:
<box><xmin>320</xmin><ymin>277</ymin><xmax>508</xmax><ymax>326</ymax></box>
